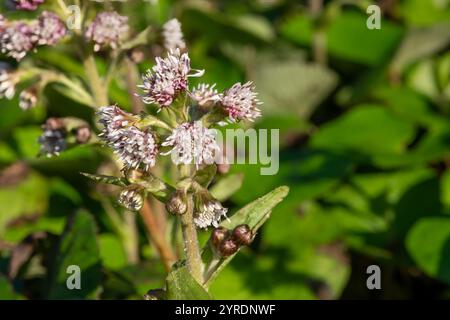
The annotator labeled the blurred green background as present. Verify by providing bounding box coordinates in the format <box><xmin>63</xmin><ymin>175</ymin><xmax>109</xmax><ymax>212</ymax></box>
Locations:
<box><xmin>1</xmin><ymin>0</ymin><xmax>450</xmax><ymax>299</ymax></box>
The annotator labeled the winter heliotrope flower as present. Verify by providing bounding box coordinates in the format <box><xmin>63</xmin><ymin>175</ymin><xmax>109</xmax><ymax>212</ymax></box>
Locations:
<box><xmin>85</xmin><ymin>11</ymin><xmax>129</xmax><ymax>52</ymax></box>
<box><xmin>138</xmin><ymin>49</ymin><xmax>204</xmax><ymax>109</ymax></box>
<box><xmin>221</xmin><ymin>81</ymin><xmax>262</xmax><ymax>122</ymax></box>
<box><xmin>162</xmin><ymin>121</ymin><xmax>219</xmax><ymax>166</ymax></box>
<box><xmin>97</xmin><ymin>105</ymin><xmax>158</xmax><ymax>171</ymax></box>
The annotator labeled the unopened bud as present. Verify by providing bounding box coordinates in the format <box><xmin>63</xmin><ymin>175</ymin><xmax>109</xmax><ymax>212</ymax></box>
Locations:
<box><xmin>19</xmin><ymin>87</ymin><xmax>38</xmax><ymax>110</ymax></box>
<box><xmin>211</xmin><ymin>226</ymin><xmax>230</xmax><ymax>248</ymax></box>
<box><xmin>75</xmin><ymin>126</ymin><xmax>91</xmax><ymax>144</ymax></box>
<box><xmin>118</xmin><ymin>188</ymin><xmax>144</xmax><ymax>211</ymax></box>
<box><xmin>165</xmin><ymin>190</ymin><xmax>187</xmax><ymax>215</ymax></box>
<box><xmin>218</xmin><ymin>238</ymin><xmax>238</xmax><ymax>257</ymax></box>
<box><xmin>44</xmin><ymin>117</ymin><xmax>64</xmax><ymax>131</ymax></box>
<box><xmin>231</xmin><ymin>224</ymin><xmax>253</xmax><ymax>246</ymax></box>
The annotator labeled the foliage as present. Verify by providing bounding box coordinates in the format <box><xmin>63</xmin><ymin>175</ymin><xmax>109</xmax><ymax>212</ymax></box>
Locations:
<box><xmin>1</xmin><ymin>0</ymin><xmax>450</xmax><ymax>300</ymax></box>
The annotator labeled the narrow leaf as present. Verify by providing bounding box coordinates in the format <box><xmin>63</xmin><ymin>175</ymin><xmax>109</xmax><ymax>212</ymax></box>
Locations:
<box><xmin>210</xmin><ymin>173</ymin><xmax>244</xmax><ymax>202</ymax></box>
<box><xmin>203</xmin><ymin>186</ymin><xmax>289</xmax><ymax>287</ymax></box>
<box><xmin>166</xmin><ymin>263</ymin><xmax>212</xmax><ymax>300</ymax></box>
<box><xmin>81</xmin><ymin>172</ymin><xmax>127</xmax><ymax>187</ymax></box>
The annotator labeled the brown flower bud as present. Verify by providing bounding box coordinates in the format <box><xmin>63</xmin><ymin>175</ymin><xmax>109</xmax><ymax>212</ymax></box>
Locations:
<box><xmin>43</xmin><ymin>117</ymin><xmax>64</xmax><ymax>131</ymax></box>
<box><xmin>211</xmin><ymin>226</ymin><xmax>230</xmax><ymax>248</ymax></box>
<box><xmin>231</xmin><ymin>224</ymin><xmax>253</xmax><ymax>246</ymax></box>
<box><xmin>75</xmin><ymin>126</ymin><xmax>91</xmax><ymax>144</ymax></box>
<box><xmin>165</xmin><ymin>190</ymin><xmax>187</xmax><ymax>215</ymax></box>
<box><xmin>218</xmin><ymin>238</ymin><xmax>238</xmax><ymax>257</ymax></box>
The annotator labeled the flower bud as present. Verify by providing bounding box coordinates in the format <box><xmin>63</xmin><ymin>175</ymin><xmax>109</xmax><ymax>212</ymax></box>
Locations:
<box><xmin>231</xmin><ymin>224</ymin><xmax>253</xmax><ymax>246</ymax></box>
<box><xmin>19</xmin><ymin>87</ymin><xmax>38</xmax><ymax>110</ymax></box>
<box><xmin>75</xmin><ymin>126</ymin><xmax>91</xmax><ymax>144</ymax></box>
<box><xmin>218</xmin><ymin>238</ymin><xmax>238</xmax><ymax>257</ymax></box>
<box><xmin>165</xmin><ymin>190</ymin><xmax>187</xmax><ymax>215</ymax></box>
<box><xmin>211</xmin><ymin>226</ymin><xmax>230</xmax><ymax>248</ymax></box>
<box><xmin>118</xmin><ymin>188</ymin><xmax>144</xmax><ymax>211</ymax></box>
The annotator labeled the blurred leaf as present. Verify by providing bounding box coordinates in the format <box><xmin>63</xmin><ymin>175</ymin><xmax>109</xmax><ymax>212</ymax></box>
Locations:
<box><xmin>406</xmin><ymin>217</ymin><xmax>450</xmax><ymax>284</ymax></box>
<box><xmin>0</xmin><ymin>171</ymin><xmax>48</xmax><ymax>235</ymax></box>
<box><xmin>441</xmin><ymin>170</ymin><xmax>450</xmax><ymax>210</ymax></box>
<box><xmin>406</xmin><ymin>58</ymin><xmax>441</xmax><ymax>102</ymax></box>
<box><xmin>47</xmin><ymin>210</ymin><xmax>101</xmax><ymax>299</ymax></box>
<box><xmin>0</xmin><ymin>275</ymin><xmax>16</xmax><ymax>299</ymax></box>
<box><xmin>280</xmin><ymin>13</ymin><xmax>313</xmax><ymax>46</ymax></box>
<box><xmin>12</xmin><ymin>126</ymin><xmax>41</xmax><ymax>159</ymax></box>
<box><xmin>327</xmin><ymin>11</ymin><xmax>403</xmax><ymax>66</ymax></box>
<box><xmin>0</xmin><ymin>142</ymin><xmax>17</xmax><ymax>164</ymax></box>
<box><xmin>390</xmin><ymin>23</ymin><xmax>450</xmax><ymax>73</ymax></box>
<box><xmin>183</xmin><ymin>6</ymin><xmax>274</xmax><ymax>44</ymax></box>
<box><xmin>371</xmin><ymin>85</ymin><xmax>435</xmax><ymax>126</ymax></box>
<box><xmin>210</xmin><ymin>173</ymin><xmax>244</xmax><ymax>202</ymax></box>
<box><xmin>194</xmin><ymin>165</ymin><xmax>217</xmax><ymax>188</ymax></box>
<box><xmin>99</xmin><ymin>234</ymin><xmax>127</xmax><ymax>270</ymax></box>
<box><xmin>400</xmin><ymin>0</ymin><xmax>450</xmax><ymax>27</ymax></box>
<box><xmin>310</xmin><ymin>105</ymin><xmax>415</xmax><ymax>158</ymax></box>
<box><xmin>253</xmin><ymin>58</ymin><xmax>338</xmax><ymax>118</ymax></box>
<box><xmin>166</xmin><ymin>264</ymin><xmax>211</xmax><ymax>300</ymax></box>
<box><xmin>3</xmin><ymin>217</ymin><xmax>64</xmax><ymax>243</ymax></box>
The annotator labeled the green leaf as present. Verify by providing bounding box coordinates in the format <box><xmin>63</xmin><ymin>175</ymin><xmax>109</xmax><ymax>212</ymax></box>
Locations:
<box><xmin>81</xmin><ymin>172</ymin><xmax>127</xmax><ymax>187</ymax></box>
<box><xmin>254</xmin><ymin>57</ymin><xmax>338</xmax><ymax>118</ymax></box>
<box><xmin>310</xmin><ymin>105</ymin><xmax>415</xmax><ymax>158</ymax></box>
<box><xmin>47</xmin><ymin>210</ymin><xmax>102</xmax><ymax>299</ymax></box>
<box><xmin>326</xmin><ymin>11</ymin><xmax>403</xmax><ymax>66</ymax></box>
<box><xmin>194</xmin><ymin>165</ymin><xmax>217</xmax><ymax>188</ymax></box>
<box><xmin>0</xmin><ymin>171</ymin><xmax>48</xmax><ymax>235</ymax></box>
<box><xmin>399</xmin><ymin>0</ymin><xmax>450</xmax><ymax>27</ymax></box>
<box><xmin>210</xmin><ymin>173</ymin><xmax>244</xmax><ymax>202</ymax></box>
<box><xmin>203</xmin><ymin>186</ymin><xmax>289</xmax><ymax>287</ymax></box>
<box><xmin>280</xmin><ymin>13</ymin><xmax>313</xmax><ymax>46</ymax></box>
<box><xmin>166</xmin><ymin>263</ymin><xmax>211</xmax><ymax>300</ymax></box>
<box><xmin>182</xmin><ymin>6</ymin><xmax>274</xmax><ymax>44</ymax></box>
<box><xmin>441</xmin><ymin>170</ymin><xmax>450</xmax><ymax>210</ymax></box>
<box><xmin>99</xmin><ymin>234</ymin><xmax>128</xmax><ymax>270</ymax></box>
<box><xmin>390</xmin><ymin>23</ymin><xmax>450</xmax><ymax>73</ymax></box>
<box><xmin>406</xmin><ymin>217</ymin><xmax>450</xmax><ymax>284</ymax></box>
<box><xmin>0</xmin><ymin>276</ymin><xmax>17</xmax><ymax>299</ymax></box>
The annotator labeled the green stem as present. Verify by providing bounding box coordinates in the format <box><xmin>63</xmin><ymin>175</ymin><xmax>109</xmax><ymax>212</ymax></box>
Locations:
<box><xmin>179</xmin><ymin>164</ymin><xmax>203</xmax><ymax>284</ymax></box>
<box><xmin>83</xmin><ymin>54</ymin><xmax>108</xmax><ymax>106</ymax></box>
<box><xmin>180</xmin><ymin>196</ymin><xmax>203</xmax><ymax>284</ymax></box>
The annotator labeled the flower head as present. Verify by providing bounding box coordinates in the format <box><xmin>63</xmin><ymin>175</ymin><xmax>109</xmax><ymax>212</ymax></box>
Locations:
<box><xmin>85</xmin><ymin>11</ymin><xmax>129</xmax><ymax>52</ymax></box>
<box><xmin>162</xmin><ymin>18</ymin><xmax>186</xmax><ymax>52</ymax></box>
<box><xmin>162</xmin><ymin>121</ymin><xmax>219</xmax><ymax>166</ymax></box>
<box><xmin>97</xmin><ymin>105</ymin><xmax>158</xmax><ymax>170</ymax></box>
<box><xmin>19</xmin><ymin>87</ymin><xmax>38</xmax><ymax>110</ymax></box>
<box><xmin>0</xmin><ymin>22</ymin><xmax>36</xmax><ymax>61</ymax></box>
<box><xmin>34</xmin><ymin>11</ymin><xmax>66</xmax><ymax>46</ymax></box>
<box><xmin>38</xmin><ymin>118</ymin><xmax>67</xmax><ymax>157</ymax></box>
<box><xmin>191</xmin><ymin>83</ymin><xmax>221</xmax><ymax>108</ymax></box>
<box><xmin>0</xmin><ymin>70</ymin><xmax>18</xmax><ymax>100</ymax></box>
<box><xmin>193</xmin><ymin>191</ymin><xmax>228</xmax><ymax>229</ymax></box>
<box><xmin>118</xmin><ymin>187</ymin><xmax>144</xmax><ymax>211</ymax></box>
<box><xmin>97</xmin><ymin>105</ymin><xmax>138</xmax><ymax>135</ymax></box>
<box><xmin>221</xmin><ymin>82</ymin><xmax>262</xmax><ymax>122</ymax></box>
<box><xmin>138</xmin><ymin>50</ymin><xmax>204</xmax><ymax>109</ymax></box>
<box><xmin>14</xmin><ymin>0</ymin><xmax>44</xmax><ymax>11</ymax></box>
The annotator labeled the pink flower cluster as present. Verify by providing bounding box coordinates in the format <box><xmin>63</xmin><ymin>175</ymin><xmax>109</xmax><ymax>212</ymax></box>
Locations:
<box><xmin>0</xmin><ymin>11</ymin><xmax>66</xmax><ymax>61</ymax></box>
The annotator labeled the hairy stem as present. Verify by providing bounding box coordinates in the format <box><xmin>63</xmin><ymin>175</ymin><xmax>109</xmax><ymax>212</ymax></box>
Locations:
<box><xmin>179</xmin><ymin>164</ymin><xmax>203</xmax><ymax>283</ymax></box>
<box><xmin>140</xmin><ymin>200</ymin><xmax>177</xmax><ymax>272</ymax></box>
<box><xmin>180</xmin><ymin>196</ymin><xmax>203</xmax><ymax>284</ymax></box>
